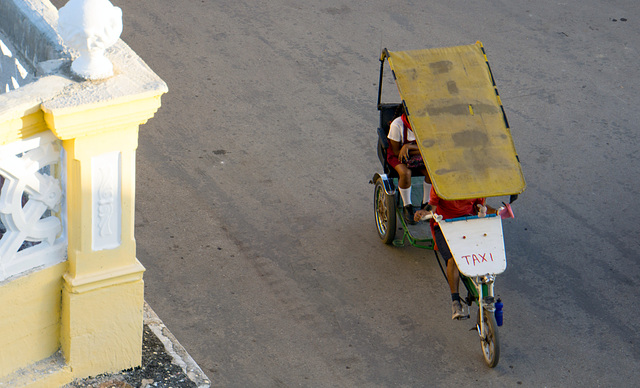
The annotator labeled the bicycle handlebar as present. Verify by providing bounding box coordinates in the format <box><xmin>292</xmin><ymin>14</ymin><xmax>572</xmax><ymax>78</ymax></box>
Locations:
<box><xmin>418</xmin><ymin>212</ymin><xmax>440</xmax><ymax>222</ymax></box>
<box><xmin>418</xmin><ymin>206</ymin><xmax>508</xmax><ymax>223</ymax></box>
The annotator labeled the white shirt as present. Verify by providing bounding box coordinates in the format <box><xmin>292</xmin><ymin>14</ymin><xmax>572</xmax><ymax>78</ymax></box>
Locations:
<box><xmin>387</xmin><ymin>116</ymin><xmax>416</xmax><ymax>143</ymax></box>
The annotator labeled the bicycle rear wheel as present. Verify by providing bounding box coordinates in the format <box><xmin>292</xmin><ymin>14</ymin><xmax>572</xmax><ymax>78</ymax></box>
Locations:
<box><xmin>373</xmin><ymin>177</ymin><xmax>396</xmax><ymax>244</ymax></box>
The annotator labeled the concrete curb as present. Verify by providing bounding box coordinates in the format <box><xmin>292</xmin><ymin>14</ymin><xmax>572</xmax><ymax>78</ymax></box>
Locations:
<box><xmin>143</xmin><ymin>302</ymin><xmax>211</xmax><ymax>388</ymax></box>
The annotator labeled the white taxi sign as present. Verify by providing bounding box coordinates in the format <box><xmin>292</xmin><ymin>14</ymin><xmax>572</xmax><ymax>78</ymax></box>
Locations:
<box><xmin>437</xmin><ymin>215</ymin><xmax>507</xmax><ymax>277</ymax></box>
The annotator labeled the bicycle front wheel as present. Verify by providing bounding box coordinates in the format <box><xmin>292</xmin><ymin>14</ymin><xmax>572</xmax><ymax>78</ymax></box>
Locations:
<box><xmin>477</xmin><ymin>307</ymin><xmax>500</xmax><ymax>368</ymax></box>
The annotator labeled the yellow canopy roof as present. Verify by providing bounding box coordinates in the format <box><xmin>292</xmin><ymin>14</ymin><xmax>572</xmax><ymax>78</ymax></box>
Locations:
<box><xmin>387</xmin><ymin>42</ymin><xmax>525</xmax><ymax>200</ymax></box>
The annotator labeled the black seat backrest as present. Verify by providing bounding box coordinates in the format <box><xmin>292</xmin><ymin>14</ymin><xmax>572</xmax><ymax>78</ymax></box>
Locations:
<box><xmin>380</xmin><ymin>103</ymin><xmax>403</xmax><ymax>139</ymax></box>
<box><xmin>377</xmin><ymin>103</ymin><xmax>403</xmax><ymax>173</ymax></box>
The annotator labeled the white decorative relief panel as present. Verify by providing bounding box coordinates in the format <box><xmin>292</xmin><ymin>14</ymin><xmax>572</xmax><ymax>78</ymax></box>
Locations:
<box><xmin>92</xmin><ymin>151</ymin><xmax>121</xmax><ymax>251</ymax></box>
<box><xmin>0</xmin><ymin>131</ymin><xmax>65</xmax><ymax>281</ymax></box>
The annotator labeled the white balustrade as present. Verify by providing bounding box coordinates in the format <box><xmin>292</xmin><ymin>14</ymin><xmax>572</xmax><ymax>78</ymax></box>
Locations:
<box><xmin>0</xmin><ymin>35</ymin><xmax>33</xmax><ymax>93</ymax></box>
<box><xmin>0</xmin><ymin>131</ymin><xmax>65</xmax><ymax>281</ymax></box>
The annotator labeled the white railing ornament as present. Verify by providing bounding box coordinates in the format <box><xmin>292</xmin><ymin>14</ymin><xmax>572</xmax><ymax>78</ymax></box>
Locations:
<box><xmin>0</xmin><ymin>133</ymin><xmax>65</xmax><ymax>281</ymax></box>
<box><xmin>58</xmin><ymin>0</ymin><xmax>123</xmax><ymax>80</ymax></box>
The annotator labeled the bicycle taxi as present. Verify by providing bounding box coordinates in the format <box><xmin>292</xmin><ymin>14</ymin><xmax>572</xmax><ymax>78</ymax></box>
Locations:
<box><xmin>371</xmin><ymin>42</ymin><xmax>526</xmax><ymax>367</ymax></box>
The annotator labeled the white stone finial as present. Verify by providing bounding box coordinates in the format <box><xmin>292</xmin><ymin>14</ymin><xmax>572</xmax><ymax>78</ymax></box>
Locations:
<box><xmin>58</xmin><ymin>0</ymin><xmax>123</xmax><ymax>80</ymax></box>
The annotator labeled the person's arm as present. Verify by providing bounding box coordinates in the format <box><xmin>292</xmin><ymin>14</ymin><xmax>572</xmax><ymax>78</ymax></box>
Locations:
<box><xmin>388</xmin><ymin>119</ymin><xmax>405</xmax><ymax>161</ymax></box>
<box><xmin>401</xmin><ymin>143</ymin><xmax>421</xmax><ymax>160</ymax></box>
<box><xmin>390</xmin><ymin>140</ymin><xmax>420</xmax><ymax>163</ymax></box>
<box><xmin>414</xmin><ymin>187</ymin><xmax>439</xmax><ymax>222</ymax></box>
<box><xmin>389</xmin><ymin>139</ymin><xmax>403</xmax><ymax>161</ymax></box>
<box><xmin>429</xmin><ymin>186</ymin><xmax>440</xmax><ymax>209</ymax></box>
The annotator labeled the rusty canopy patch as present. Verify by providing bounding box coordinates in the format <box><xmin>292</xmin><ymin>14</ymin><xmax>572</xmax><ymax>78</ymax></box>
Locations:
<box><xmin>387</xmin><ymin>42</ymin><xmax>525</xmax><ymax>200</ymax></box>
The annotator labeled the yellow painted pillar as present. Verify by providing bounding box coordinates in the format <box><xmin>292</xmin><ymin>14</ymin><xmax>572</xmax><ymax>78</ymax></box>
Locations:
<box><xmin>43</xmin><ymin>94</ymin><xmax>163</xmax><ymax>378</ymax></box>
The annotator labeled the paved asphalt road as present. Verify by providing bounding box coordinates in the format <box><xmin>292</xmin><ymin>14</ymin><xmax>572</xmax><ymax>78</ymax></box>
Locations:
<box><xmin>52</xmin><ymin>0</ymin><xmax>640</xmax><ymax>386</ymax></box>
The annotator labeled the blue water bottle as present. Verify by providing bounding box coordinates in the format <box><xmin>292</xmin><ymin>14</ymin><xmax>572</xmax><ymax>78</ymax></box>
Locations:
<box><xmin>495</xmin><ymin>298</ymin><xmax>503</xmax><ymax>326</ymax></box>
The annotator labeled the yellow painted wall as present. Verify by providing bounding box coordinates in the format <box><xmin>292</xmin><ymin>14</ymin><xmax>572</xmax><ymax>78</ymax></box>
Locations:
<box><xmin>61</xmin><ymin>276</ymin><xmax>145</xmax><ymax>377</ymax></box>
<box><xmin>0</xmin><ymin>261</ymin><xmax>67</xmax><ymax>377</ymax></box>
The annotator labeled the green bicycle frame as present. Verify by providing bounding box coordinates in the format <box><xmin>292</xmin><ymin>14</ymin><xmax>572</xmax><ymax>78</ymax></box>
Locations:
<box><xmin>392</xmin><ymin>190</ymin><xmax>488</xmax><ymax>308</ymax></box>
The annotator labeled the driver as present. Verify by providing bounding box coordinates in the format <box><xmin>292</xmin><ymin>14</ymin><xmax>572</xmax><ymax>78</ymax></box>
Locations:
<box><xmin>386</xmin><ymin>106</ymin><xmax>431</xmax><ymax>225</ymax></box>
<box><xmin>415</xmin><ymin>187</ymin><xmax>499</xmax><ymax>320</ymax></box>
